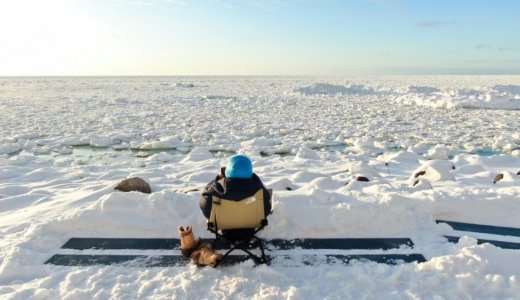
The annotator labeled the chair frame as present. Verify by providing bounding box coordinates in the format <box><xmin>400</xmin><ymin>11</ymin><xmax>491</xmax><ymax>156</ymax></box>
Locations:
<box><xmin>206</xmin><ymin>188</ymin><xmax>272</xmax><ymax>267</ymax></box>
<box><xmin>207</xmin><ymin>219</ymin><xmax>268</xmax><ymax>267</ymax></box>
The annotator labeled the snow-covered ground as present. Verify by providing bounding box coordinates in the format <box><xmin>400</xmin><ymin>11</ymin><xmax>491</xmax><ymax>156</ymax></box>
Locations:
<box><xmin>1</xmin><ymin>76</ymin><xmax>520</xmax><ymax>299</ymax></box>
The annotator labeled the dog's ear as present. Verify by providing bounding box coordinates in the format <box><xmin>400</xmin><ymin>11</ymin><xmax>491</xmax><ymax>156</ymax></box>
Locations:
<box><xmin>220</xmin><ymin>167</ymin><xmax>226</xmax><ymax>178</ymax></box>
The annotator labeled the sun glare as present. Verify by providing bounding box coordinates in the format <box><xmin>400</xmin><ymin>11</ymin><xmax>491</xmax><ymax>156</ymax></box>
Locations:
<box><xmin>0</xmin><ymin>0</ymin><xmax>120</xmax><ymax>75</ymax></box>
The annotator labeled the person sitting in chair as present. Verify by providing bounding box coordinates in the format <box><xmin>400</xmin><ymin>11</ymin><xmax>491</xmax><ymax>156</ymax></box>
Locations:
<box><xmin>199</xmin><ymin>154</ymin><xmax>272</xmax><ymax>241</ymax></box>
<box><xmin>178</xmin><ymin>154</ymin><xmax>271</xmax><ymax>267</ymax></box>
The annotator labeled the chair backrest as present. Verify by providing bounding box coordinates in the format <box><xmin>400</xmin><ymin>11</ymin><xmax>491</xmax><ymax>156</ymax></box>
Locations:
<box><xmin>209</xmin><ymin>189</ymin><xmax>265</xmax><ymax>230</ymax></box>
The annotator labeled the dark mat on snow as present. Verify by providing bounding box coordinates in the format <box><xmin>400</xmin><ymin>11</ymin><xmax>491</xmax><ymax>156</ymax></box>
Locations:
<box><xmin>61</xmin><ymin>237</ymin><xmax>414</xmax><ymax>251</ymax></box>
<box><xmin>266</xmin><ymin>238</ymin><xmax>414</xmax><ymax>250</ymax></box>
<box><xmin>444</xmin><ymin>235</ymin><xmax>520</xmax><ymax>250</ymax></box>
<box><xmin>45</xmin><ymin>253</ymin><xmax>426</xmax><ymax>267</ymax></box>
<box><xmin>61</xmin><ymin>238</ymin><xmax>178</xmax><ymax>250</ymax></box>
<box><xmin>436</xmin><ymin>220</ymin><xmax>520</xmax><ymax>237</ymax></box>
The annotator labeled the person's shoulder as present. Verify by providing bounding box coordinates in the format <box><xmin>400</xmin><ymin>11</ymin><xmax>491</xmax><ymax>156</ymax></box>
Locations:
<box><xmin>203</xmin><ymin>175</ymin><xmax>224</xmax><ymax>194</ymax></box>
<box><xmin>251</xmin><ymin>173</ymin><xmax>262</xmax><ymax>181</ymax></box>
<box><xmin>251</xmin><ymin>173</ymin><xmax>267</xmax><ymax>187</ymax></box>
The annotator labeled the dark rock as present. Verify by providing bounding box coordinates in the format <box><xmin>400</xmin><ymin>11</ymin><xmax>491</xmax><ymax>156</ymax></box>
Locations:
<box><xmin>493</xmin><ymin>173</ymin><xmax>504</xmax><ymax>184</ymax></box>
<box><xmin>285</xmin><ymin>187</ymin><xmax>293</xmax><ymax>191</ymax></box>
<box><xmin>412</xmin><ymin>179</ymin><xmax>420</xmax><ymax>186</ymax></box>
<box><xmin>517</xmin><ymin>170</ymin><xmax>520</xmax><ymax>175</ymax></box>
<box><xmin>414</xmin><ymin>170</ymin><xmax>426</xmax><ymax>178</ymax></box>
<box><xmin>356</xmin><ymin>176</ymin><xmax>370</xmax><ymax>182</ymax></box>
<box><xmin>115</xmin><ymin>177</ymin><xmax>152</xmax><ymax>194</ymax></box>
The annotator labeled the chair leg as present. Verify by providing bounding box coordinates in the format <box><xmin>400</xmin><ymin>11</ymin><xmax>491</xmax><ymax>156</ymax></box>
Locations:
<box><xmin>213</xmin><ymin>247</ymin><xmax>235</xmax><ymax>267</ymax></box>
<box><xmin>212</xmin><ymin>237</ymin><xmax>268</xmax><ymax>267</ymax></box>
<box><xmin>208</xmin><ymin>224</ymin><xmax>269</xmax><ymax>267</ymax></box>
<box><xmin>256</xmin><ymin>237</ymin><xmax>268</xmax><ymax>264</ymax></box>
<box><xmin>240</xmin><ymin>247</ymin><xmax>267</xmax><ymax>264</ymax></box>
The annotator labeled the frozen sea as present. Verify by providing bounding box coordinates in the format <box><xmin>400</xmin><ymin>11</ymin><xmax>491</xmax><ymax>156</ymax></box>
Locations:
<box><xmin>1</xmin><ymin>76</ymin><xmax>520</xmax><ymax>299</ymax></box>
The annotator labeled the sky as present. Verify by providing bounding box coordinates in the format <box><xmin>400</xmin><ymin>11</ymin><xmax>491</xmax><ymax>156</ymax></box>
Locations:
<box><xmin>0</xmin><ymin>0</ymin><xmax>519</xmax><ymax>76</ymax></box>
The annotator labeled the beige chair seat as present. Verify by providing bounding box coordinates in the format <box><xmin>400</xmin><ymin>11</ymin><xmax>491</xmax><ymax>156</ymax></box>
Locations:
<box><xmin>209</xmin><ymin>189</ymin><xmax>265</xmax><ymax>230</ymax></box>
<box><xmin>207</xmin><ymin>188</ymin><xmax>272</xmax><ymax>266</ymax></box>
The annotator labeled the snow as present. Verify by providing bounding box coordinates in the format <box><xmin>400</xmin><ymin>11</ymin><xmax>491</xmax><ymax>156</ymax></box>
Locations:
<box><xmin>292</xmin><ymin>83</ymin><xmax>376</xmax><ymax>96</ymax></box>
<box><xmin>0</xmin><ymin>143</ymin><xmax>21</xmax><ymax>155</ymax></box>
<box><xmin>1</xmin><ymin>76</ymin><xmax>520</xmax><ymax>299</ymax></box>
<box><xmin>394</xmin><ymin>84</ymin><xmax>520</xmax><ymax>110</ymax></box>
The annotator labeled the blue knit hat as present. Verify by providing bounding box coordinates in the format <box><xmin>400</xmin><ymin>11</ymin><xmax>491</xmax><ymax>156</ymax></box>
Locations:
<box><xmin>225</xmin><ymin>155</ymin><xmax>253</xmax><ymax>179</ymax></box>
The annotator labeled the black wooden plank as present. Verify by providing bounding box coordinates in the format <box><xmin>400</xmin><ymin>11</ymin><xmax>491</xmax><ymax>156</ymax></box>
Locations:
<box><xmin>436</xmin><ymin>220</ymin><xmax>520</xmax><ymax>237</ymax></box>
<box><xmin>61</xmin><ymin>237</ymin><xmax>414</xmax><ymax>250</ymax></box>
<box><xmin>45</xmin><ymin>253</ymin><xmax>426</xmax><ymax>267</ymax></box>
<box><xmin>444</xmin><ymin>235</ymin><xmax>520</xmax><ymax>250</ymax></box>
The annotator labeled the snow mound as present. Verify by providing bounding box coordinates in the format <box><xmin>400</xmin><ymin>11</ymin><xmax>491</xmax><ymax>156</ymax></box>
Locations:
<box><xmin>294</xmin><ymin>146</ymin><xmax>320</xmax><ymax>160</ymax></box>
<box><xmin>145</xmin><ymin>152</ymin><xmax>178</xmax><ymax>162</ymax></box>
<box><xmin>345</xmin><ymin>161</ymin><xmax>381</xmax><ymax>179</ymax></box>
<box><xmin>175</xmin><ymin>83</ymin><xmax>194</xmax><ymax>88</ymax></box>
<box><xmin>0</xmin><ymin>143</ymin><xmax>22</xmax><ymax>155</ymax></box>
<box><xmin>297</xmin><ymin>177</ymin><xmax>344</xmax><ymax>192</ymax></box>
<box><xmin>292</xmin><ymin>83</ymin><xmax>375</xmax><ymax>96</ymax></box>
<box><xmin>131</xmin><ymin>137</ymin><xmax>187</xmax><ymax>150</ymax></box>
<box><xmin>180</xmin><ymin>147</ymin><xmax>213</xmax><ymax>163</ymax></box>
<box><xmin>265</xmin><ymin>177</ymin><xmax>299</xmax><ymax>191</ymax></box>
<box><xmin>61</xmin><ymin>136</ymin><xmax>91</xmax><ymax>146</ymax></box>
<box><xmin>90</xmin><ymin>137</ymin><xmax>114</xmax><ymax>148</ymax></box>
<box><xmin>394</xmin><ymin>85</ymin><xmax>520</xmax><ymax>110</ymax></box>
<box><xmin>492</xmin><ymin>133</ymin><xmax>519</xmax><ymax>152</ymax></box>
<box><xmin>202</xmin><ymin>95</ymin><xmax>235</xmax><ymax>100</ymax></box>
<box><xmin>426</xmin><ymin>145</ymin><xmax>451</xmax><ymax>160</ymax></box>
<box><xmin>408</xmin><ymin>85</ymin><xmax>441</xmax><ymax>94</ymax></box>
<box><xmin>289</xmin><ymin>171</ymin><xmax>324</xmax><ymax>182</ymax></box>
<box><xmin>381</xmin><ymin>151</ymin><xmax>420</xmax><ymax>165</ymax></box>
<box><xmin>346</xmin><ymin>137</ymin><xmax>397</xmax><ymax>156</ymax></box>
<box><xmin>411</xmin><ymin>160</ymin><xmax>456</xmax><ymax>182</ymax></box>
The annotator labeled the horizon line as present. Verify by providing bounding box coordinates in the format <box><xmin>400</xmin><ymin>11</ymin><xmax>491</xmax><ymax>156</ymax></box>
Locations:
<box><xmin>2</xmin><ymin>73</ymin><xmax>520</xmax><ymax>78</ymax></box>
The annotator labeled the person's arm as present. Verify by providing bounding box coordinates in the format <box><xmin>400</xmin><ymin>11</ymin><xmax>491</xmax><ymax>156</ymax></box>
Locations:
<box><xmin>262</xmin><ymin>187</ymin><xmax>272</xmax><ymax>216</ymax></box>
<box><xmin>198</xmin><ymin>193</ymin><xmax>212</xmax><ymax>219</ymax></box>
<box><xmin>198</xmin><ymin>175</ymin><xmax>222</xmax><ymax>219</ymax></box>
<box><xmin>252</xmin><ymin>173</ymin><xmax>272</xmax><ymax>217</ymax></box>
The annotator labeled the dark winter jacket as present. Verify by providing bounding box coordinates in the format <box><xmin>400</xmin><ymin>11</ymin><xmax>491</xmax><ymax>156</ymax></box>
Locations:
<box><xmin>198</xmin><ymin>173</ymin><xmax>272</xmax><ymax>219</ymax></box>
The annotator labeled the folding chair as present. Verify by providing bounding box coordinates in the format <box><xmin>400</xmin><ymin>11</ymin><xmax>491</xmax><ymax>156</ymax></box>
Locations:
<box><xmin>207</xmin><ymin>189</ymin><xmax>272</xmax><ymax>267</ymax></box>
